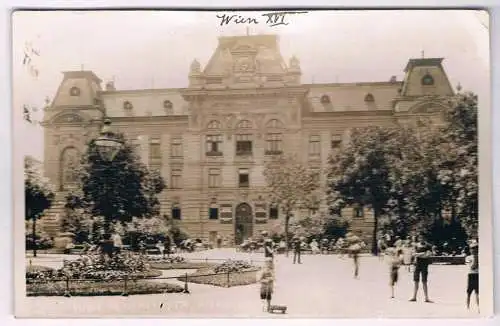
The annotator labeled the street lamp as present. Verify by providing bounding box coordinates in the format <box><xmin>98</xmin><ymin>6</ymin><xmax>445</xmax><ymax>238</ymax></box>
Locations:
<box><xmin>94</xmin><ymin>118</ymin><xmax>123</xmax><ymax>161</ymax></box>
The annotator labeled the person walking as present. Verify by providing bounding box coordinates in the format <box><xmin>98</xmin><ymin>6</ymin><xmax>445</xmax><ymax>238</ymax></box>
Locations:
<box><xmin>216</xmin><ymin>234</ymin><xmax>222</xmax><ymax>249</ymax></box>
<box><xmin>257</xmin><ymin>257</ymin><xmax>275</xmax><ymax>312</ymax></box>
<box><xmin>409</xmin><ymin>239</ymin><xmax>433</xmax><ymax>302</ymax></box>
<box><xmin>163</xmin><ymin>236</ymin><xmax>171</xmax><ymax>258</ymax></box>
<box><xmin>264</xmin><ymin>238</ymin><xmax>274</xmax><ymax>260</ymax></box>
<box><xmin>466</xmin><ymin>240</ymin><xmax>479</xmax><ymax>312</ymax></box>
<box><xmin>292</xmin><ymin>236</ymin><xmax>302</xmax><ymax>264</ymax></box>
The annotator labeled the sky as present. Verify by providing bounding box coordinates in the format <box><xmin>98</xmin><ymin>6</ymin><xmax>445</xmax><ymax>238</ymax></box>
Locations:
<box><xmin>12</xmin><ymin>10</ymin><xmax>490</xmax><ymax>161</ymax></box>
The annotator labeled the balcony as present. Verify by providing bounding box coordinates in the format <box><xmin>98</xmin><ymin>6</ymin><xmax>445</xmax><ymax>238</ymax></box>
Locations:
<box><xmin>264</xmin><ymin>150</ymin><xmax>283</xmax><ymax>156</ymax></box>
<box><xmin>206</xmin><ymin>151</ymin><xmax>223</xmax><ymax>157</ymax></box>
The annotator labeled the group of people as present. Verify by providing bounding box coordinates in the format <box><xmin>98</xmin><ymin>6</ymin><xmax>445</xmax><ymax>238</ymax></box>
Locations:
<box><xmin>255</xmin><ymin>230</ymin><xmax>480</xmax><ymax>313</ymax></box>
<box><xmin>383</xmin><ymin>236</ymin><xmax>479</xmax><ymax>312</ymax></box>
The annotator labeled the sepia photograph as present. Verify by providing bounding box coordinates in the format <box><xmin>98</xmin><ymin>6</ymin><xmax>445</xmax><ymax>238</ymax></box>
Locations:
<box><xmin>13</xmin><ymin>9</ymin><xmax>492</xmax><ymax>318</ymax></box>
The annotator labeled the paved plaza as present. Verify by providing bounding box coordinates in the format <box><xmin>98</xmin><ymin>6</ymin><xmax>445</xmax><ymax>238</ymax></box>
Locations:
<box><xmin>20</xmin><ymin>249</ymin><xmax>478</xmax><ymax>318</ymax></box>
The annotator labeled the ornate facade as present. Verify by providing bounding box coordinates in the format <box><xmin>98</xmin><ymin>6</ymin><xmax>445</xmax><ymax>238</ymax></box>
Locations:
<box><xmin>41</xmin><ymin>34</ymin><xmax>455</xmax><ymax>245</ymax></box>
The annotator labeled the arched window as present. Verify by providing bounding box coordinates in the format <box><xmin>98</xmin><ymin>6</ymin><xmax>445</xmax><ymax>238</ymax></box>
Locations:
<box><xmin>163</xmin><ymin>100</ymin><xmax>173</xmax><ymax>110</ymax></box>
<box><xmin>364</xmin><ymin>93</ymin><xmax>375</xmax><ymax>102</ymax></box>
<box><xmin>320</xmin><ymin>95</ymin><xmax>331</xmax><ymax>104</ymax></box>
<box><xmin>123</xmin><ymin>101</ymin><xmax>133</xmax><ymax>110</ymax></box>
<box><xmin>421</xmin><ymin>74</ymin><xmax>435</xmax><ymax>86</ymax></box>
<box><xmin>236</xmin><ymin>119</ymin><xmax>252</xmax><ymax>129</ymax></box>
<box><xmin>207</xmin><ymin>120</ymin><xmax>221</xmax><ymax>129</ymax></box>
<box><xmin>265</xmin><ymin>119</ymin><xmax>284</xmax><ymax>128</ymax></box>
<box><xmin>60</xmin><ymin>147</ymin><xmax>80</xmax><ymax>190</ymax></box>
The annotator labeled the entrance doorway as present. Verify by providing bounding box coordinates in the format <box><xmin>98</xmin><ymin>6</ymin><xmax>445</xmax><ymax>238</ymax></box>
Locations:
<box><xmin>235</xmin><ymin>203</ymin><xmax>253</xmax><ymax>245</ymax></box>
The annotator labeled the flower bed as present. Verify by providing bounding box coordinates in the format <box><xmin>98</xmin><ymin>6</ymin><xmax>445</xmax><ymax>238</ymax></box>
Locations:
<box><xmin>177</xmin><ymin>260</ymin><xmax>260</xmax><ymax>287</ymax></box>
<box><xmin>26</xmin><ymin>253</ymin><xmax>162</xmax><ymax>283</ymax></box>
<box><xmin>27</xmin><ymin>279</ymin><xmax>183</xmax><ymax>297</ymax></box>
<box><xmin>148</xmin><ymin>255</ymin><xmax>214</xmax><ymax>270</ymax></box>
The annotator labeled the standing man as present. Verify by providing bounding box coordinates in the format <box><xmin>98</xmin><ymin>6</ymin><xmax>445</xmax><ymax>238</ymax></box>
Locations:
<box><xmin>409</xmin><ymin>237</ymin><xmax>433</xmax><ymax>302</ymax></box>
<box><xmin>466</xmin><ymin>240</ymin><xmax>479</xmax><ymax>312</ymax></box>
<box><xmin>216</xmin><ymin>234</ymin><xmax>222</xmax><ymax>249</ymax></box>
<box><xmin>292</xmin><ymin>236</ymin><xmax>302</xmax><ymax>264</ymax></box>
<box><xmin>163</xmin><ymin>235</ymin><xmax>171</xmax><ymax>258</ymax></box>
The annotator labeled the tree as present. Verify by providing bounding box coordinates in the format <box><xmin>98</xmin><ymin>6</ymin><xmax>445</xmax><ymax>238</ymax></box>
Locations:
<box><xmin>440</xmin><ymin>91</ymin><xmax>478</xmax><ymax>238</ymax></box>
<box><xmin>263</xmin><ymin>154</ymin><xmax>319</xmax><ymax>256</ymax></box>
<box><xmin>71</xmin><ymin>133</ymin><xmax>166</xmax><ymax>235</ymax></box>
<box><xmin>25</xmin><ymin>157</ymin><xmax>54</xmax><ymax>257</ymax></box>
<box><xmin>327</xmin><ymin>126</ymin><xmax>396</xmax><ymax>255</ymax></box>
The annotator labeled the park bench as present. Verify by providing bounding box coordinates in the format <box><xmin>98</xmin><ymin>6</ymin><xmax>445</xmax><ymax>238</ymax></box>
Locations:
<box><xmin>430</xmin><ymin>255</ymin><xmax>466</xmax><ymax>265</ymax></box>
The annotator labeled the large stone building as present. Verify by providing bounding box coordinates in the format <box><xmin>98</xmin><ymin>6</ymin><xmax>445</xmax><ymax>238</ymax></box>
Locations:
<box><xmin>40</xmin><ymin>34</ymin><xmax>455</xmax><ymax>245</ymax></box>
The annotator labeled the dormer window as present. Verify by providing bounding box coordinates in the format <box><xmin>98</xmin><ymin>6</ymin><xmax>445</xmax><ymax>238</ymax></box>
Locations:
<box><xmin>421</xmin><ymin>74</ymin><xmax>435</xmax><ymax>86</ymax></box>
<box><xmin>123</xmin><ymin>101</ymin><xmax>133</xmax><ymax>110</ymax></box>
<box><xmin>163</xmin><ymin>100</ymin><xmax>173</xmax><ymax>111</ymax></box>
<box><xmin>69</xmin><ymin>87</ymin><xmax>80</xmax><ymax>96</ymax></box>
<box><xmin>320</xmin><ymin>95</ymin><xmax>331</xmax><ymax>104</ymax></box>
<box><xmin>364</xmin><ymin>93</ymin><xmax>375</xmax><ymax>102</ymax></box>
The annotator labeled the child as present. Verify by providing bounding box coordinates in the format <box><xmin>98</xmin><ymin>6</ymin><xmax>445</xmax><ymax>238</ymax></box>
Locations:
<box><xmin>387</xmin><ymin>247</ymin><xmax>403</xmax><ymax>298</ymax></box>
<box><xmin>465</xmin><ymin>241</ymin><xmax>479</xmax><ymax>312</ymax></box>
<box><xmin>257</xmin><ymin>258</ymin><xmax>275</xmax><ymax>312</ymax></box>
<box><xmin>409</xmin><ymin>241</ymin><xmax>433</xmax><ymax>302</ymax></box>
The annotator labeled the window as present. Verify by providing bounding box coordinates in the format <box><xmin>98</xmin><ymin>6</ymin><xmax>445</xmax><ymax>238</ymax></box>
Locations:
<box><xmin>206</xmin><ymin>135</ymin><xmax>223</xmax><ymax>155</ymax></box>
<box><xmin>238</xmin><ymin>168</ymin><xmax>249</xmax><ymax>188</ymax></box>
<box><xmin>421</xmin><ymin>74</ymin><xmax>434</xmax><ymax>86</ymax></box>
<box><xmin>164</xmin><ymin>100</ymin><xmax>173</xmax><ymax>115</ymax></box>
<box><xmin>266</xmin><ymin>133</ymin><xmax>283</xmax><ymax>154</ymax></box>
<box><xmin>331</xmin><ymin>135</ymin><xmax>342</xmax><ymax>150</ymax></box>
<box><xmin>208</xmin><ymin>168</ymin><xmax>221</xmax><ymax>188</ymax></box>
<box><xmin>320</xmin><ymin>95</ymin><xmax>331</xmax><ymax>104</ymax></box>
<box><xmin>309</xmin><ymin>135</ymin><xmax>321</xmax><ymax>156</ymax></box>
<box><xmin>364</xmin><ymin>93</ymin><xmax>375</xmax><ymax>102</ymax></box>
<box><xmin>269</xmin><ymin>204</ymin><xmax>279</xmax><ymax>219</ymax></box>
<box><xmin>207</xmin><ymin>120</ymin><xmax>221</xmax><ymax>129</ymax></box>
<box><xmin>69</xmin><ymin>87</ymin><xmax>80</xmax><ymax>96</ymax></box>
<box><xmin>172</xmin><ymin>206</ymin><xmax>182</xmax><ymax>220</ymax></box>
<box><xmin>266</xmin><ymin>119</ymin><xmax>283</xmax><ymax>128</ymax></box>
<box><xmin>236</xmin><ymin>134</ymin><xmax>253</xmax><ymax>156</ymax></box>
<box><xmin>149</xmin><ymin>138</ymin><xmax>161</xmax><ymax>161</ymax></box>
<box><xmin>171</xmin><ymin>137</ymin><xmax>183</xmax><ymax>157</ymax></box>
<box><xmin>123</xmin><ymin>101</ymin><xmax>133</xmax><ymax>110</ymax></box>
<box><xmin>209</xmin><ymin>207</ymin><xmax>219</xmax><ymax>220</ymax></box>
<box><xmin>171</xmin><ymin>169</ymin><xmax>182</xmax><ymax>189</ymax></box>
<box><xmin>236</xmin><ymin>120</ymin><xmax>252</xmax><ymax>129</ymax></box>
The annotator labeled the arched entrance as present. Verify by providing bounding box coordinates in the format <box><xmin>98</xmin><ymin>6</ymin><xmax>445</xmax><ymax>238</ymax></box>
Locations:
<box><xmin>234</xmin><ymin>203</ymin><xmax>253</xmax><ymax>245</ymax></box>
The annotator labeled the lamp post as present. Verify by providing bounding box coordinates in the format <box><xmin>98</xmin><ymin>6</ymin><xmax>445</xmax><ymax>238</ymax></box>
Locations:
<box><xmin>93</xmin><ymin>118</ymin><xmax>123</xmax><ymax>240</ymax></box>
<box><xmin>94</xmin><ymin>118</ymin><xmax>123</xmax><ymax>162</ymax></box>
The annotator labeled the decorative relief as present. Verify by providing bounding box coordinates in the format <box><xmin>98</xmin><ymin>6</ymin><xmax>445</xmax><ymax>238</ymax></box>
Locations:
<box><xmin>53</xmin><ymin>113</ymin><xmax>84</xmax><ymax>124</ymax></box>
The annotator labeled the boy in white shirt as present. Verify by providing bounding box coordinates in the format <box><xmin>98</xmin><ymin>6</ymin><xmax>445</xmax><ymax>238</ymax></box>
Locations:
<box><xmin>465</xmin><ymin>241</ymin><xmax>479</xmax><ymax>312</ymax></box>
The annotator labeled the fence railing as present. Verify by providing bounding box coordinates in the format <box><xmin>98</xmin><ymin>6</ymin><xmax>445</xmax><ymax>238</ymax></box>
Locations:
<box><xmin>26</xmin><ymin>268</ymin><xmax>259</xmax><ymax>297</ymax></box>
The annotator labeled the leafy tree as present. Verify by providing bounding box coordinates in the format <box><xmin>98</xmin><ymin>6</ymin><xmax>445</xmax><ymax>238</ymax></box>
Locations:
<box><xmin>25</xmin><ymin>157</ymin><xmax>55</xmax><ymax>257</ymax></box>
<box><xmin>69</xmin><ymin>133</ymin><xmax>166</xmax><ymax>235</ymax></box>
<box><xmin>263</xmin><ymin>154</ymin><xmax>319</xmax><ymax>256</ymax></box>
<box><xmin>439</xmin><ymin>91</ymin><xmax>478</xmax><ymax>238</ymax></box>
<box><xmin>327</xmin><ymin>126</ymin><xmax>395</xmax><ymax>255</ymax></box>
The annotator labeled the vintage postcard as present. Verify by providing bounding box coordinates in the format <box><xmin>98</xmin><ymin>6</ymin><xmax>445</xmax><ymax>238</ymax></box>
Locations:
<box><xmin>13</xmin><ymin>9</ymin><xmax>492</xmax><ymax>318</ymax></box>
